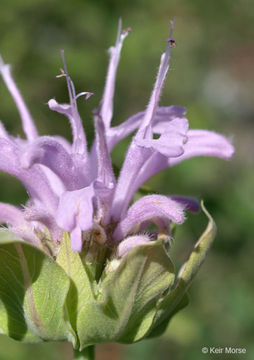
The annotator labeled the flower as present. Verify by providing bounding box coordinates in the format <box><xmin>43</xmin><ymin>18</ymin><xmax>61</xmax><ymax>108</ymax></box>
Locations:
<box><xmin>0</xmin><ymin>20</ymin><xmax>235</xmax><ymax>354</ymax></box>
<box><xmin>0</xmin><ymin>20</ymin><xmax>233</xmax><ymax>256</ymax></box>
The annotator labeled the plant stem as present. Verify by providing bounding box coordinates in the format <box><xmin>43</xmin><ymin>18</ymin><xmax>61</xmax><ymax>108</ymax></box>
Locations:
<box><xmin>73</xmin><ymin>346</ymin><xmax>95</xmax><ymax>360</ymax></box>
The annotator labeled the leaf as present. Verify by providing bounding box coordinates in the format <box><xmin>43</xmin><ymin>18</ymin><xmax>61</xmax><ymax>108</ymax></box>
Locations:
<box><xmin>77</xmin><ymin>240</ymin><xmax>175</xmax><ymax>348</ymax></box>
<box><xmin>148</xmin><ymin>201</ymin><xmax>216</xmax><ymax>333</ymax></box>
<box><xmin>0</xmin><ymin>230</ymin><xmax>72</xmax><ymax>343</ymax></box>
<box><xmin>56</xmin><ymin>233</ymin><xmax>95</xmax><ymax>349</ymax></box>
<box><xmin>147</xmin><ymin>293</ymin><xmax>189</xmax><ymax>338</ymax></box>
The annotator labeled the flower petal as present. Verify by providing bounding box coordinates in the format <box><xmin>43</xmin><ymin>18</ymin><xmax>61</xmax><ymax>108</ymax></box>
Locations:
<box><xmin>0</xmin><ymin>138</ymin><xmax>58</xmax><ymax>213</ymax></box>
<box><xmin>113</xmin><ymin>195</ymin><xmax>185</xmax><ymax>242</ymax></box>
<box><xmin>111</xmin><ymin>128</ymin><xmax>186</xmax><ymax>220</ymax></box>
<box><xmin>111</xmin><ymin>24</ymin><xmax>176</xmax><ymax>221</ymax></box>
<box><xmin>110</xmin><ymin>143</ymin><xmax>152</xmax><ymax>220</ymax></box>
<box><xmin>100</xmin><ymin>19</ymin><xmax>130</xmax><ymax>129</ymax></box>
<box><xmin>48</xmin><ymin>98</ymin><xmax>87</xmax><ymax>156</ymax></box>
<box><xmin>126</xmin><ymin>130</ymin><xmax>235</xmax><ymax>198</ymax></box>
<box><xmin>169</xmin><ymin>129</ymin><xmax>235</xmax><ymax>165</ymax></box>
<box><xmin>138</xmin><ymin>216</ymin><xmax>171</xmax><ymax>237</ymax></box>
<box><xmin>135</xmin><ymin>130</ymin><xmax>185</xmax><ymax>157</ymax></box>
<box><xmin>24</xmin><ymin>206</ymin><xmax>62</xmax><ymax>242</ymax></box>
<box><xmin>117</xmin><ymin>235</ymin><xmax>150</xmax><ymax>258</ymax></box>
<box><xmin>94</xmin><ymin>116</ymin><xmax>116</xmax><ymax>190</ymax></box>
<box><xmin>152</xmin><ymin>116</ymin><xmax>189</xmax><ymax>135</ymax></box>
<box><xmin>107</xmin><ymin>106</ymin><xmax>186</xmax><ymax>150</ymax></box>
<box><xmin>136</xmin><ymin>20</ymin><xmax>176</xmax><ymax>140</ymax></box>
<box><xmin>8</xmin><ymin>226</ymin><xmax>40</xmax><ymax>246</ymax></box>
<box><xmin>0</xmin><ymin>121</ymin><xmax>11</xmax><ymax>140</ymax></box>
<box><xmin>50</xmin><ymin>135</ymin><xmax>72</xmax><ymax>152</ymax></box>
<box><xmin>0</xmin><ymin>203</ymin><xmax>25</xmax><ymax>226</ymax></box>
<box><xmin>20</xmin><ymin>136</ymin><xmax>86</xmax><ymax>190</ymax></box>
<box><xmin>56</xmin><ymin>184</ymin><xmax>95</xmax><ymax>250</ymax></box>
<box><xmin>0</xmin><ymin>203</ymin><xmax>41</xmax><ymax>246</ymax></box>
<box><xmin>40</xmin><ymin>166</ymin><xmax>66</xmax><ymax>197</ymax></box>
<box><xmin>135</xmin><ymin>115</ymin><xmax>188</xmax><ymax>158</ymax></box>
<box><xmin>70</xmin><ymin>225</ymin><xmax>83</xmax><ymax>252</ymax></box>
<box><xmin>92</xmin><ymin>115</ymin><xmax>116</xmax><ymax>224</ymax></box>
<box><xmin>0</xmin><ymin>56</ymin><xmax>38</xmax><ymax>140</ymax></box>
<box><xmin>169</xmin><ymin>196</ymin><xmax>200</xmax><ymax>213</ymax></box>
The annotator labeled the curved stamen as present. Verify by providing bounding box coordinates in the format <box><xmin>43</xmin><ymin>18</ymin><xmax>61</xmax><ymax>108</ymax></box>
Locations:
<box><xmin>56</xmin><ymin>50</ymin><xmax>89</xmax><ymax>156</ymax></box>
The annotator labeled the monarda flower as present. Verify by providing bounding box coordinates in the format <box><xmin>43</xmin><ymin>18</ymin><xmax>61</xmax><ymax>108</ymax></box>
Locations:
<box><xmin>0</xmin><ymin>20</ymin><xmax>233</xmax><ymax>359</ymax></box>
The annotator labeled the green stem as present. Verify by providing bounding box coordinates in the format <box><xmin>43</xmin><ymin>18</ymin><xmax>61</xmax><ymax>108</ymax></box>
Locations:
<box><xmin>73</xmin><ymin>346</ymin><xmax>95</xmax><ymax>360</ymax></box>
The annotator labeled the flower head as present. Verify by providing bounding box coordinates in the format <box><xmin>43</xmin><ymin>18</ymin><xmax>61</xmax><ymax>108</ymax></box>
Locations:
<box><xmin>0</xmin><ymin>20</ymin><xmax>235</xmax><ymax>353</ymax></box>
<box><xmin>0</xmin><ymin>20</ymin><xmax>234</xmax><ymax>256</ymax></box>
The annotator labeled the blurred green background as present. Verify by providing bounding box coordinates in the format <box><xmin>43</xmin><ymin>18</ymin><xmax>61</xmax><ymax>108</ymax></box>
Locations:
<box><xmin>0</xmin><ymin>0</ymin><xmax>253</xmax><ymax>359</ymax></box>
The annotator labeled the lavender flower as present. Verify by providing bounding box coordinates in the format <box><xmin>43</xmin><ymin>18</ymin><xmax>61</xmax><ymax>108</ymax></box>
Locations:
<box><xmin>0</xmin><ymin>21</ymin><xmax>233</xmax><ymax>256</ymax></box>
<box><xmin>0</xmin><ymin>20</ymin><xmax>234</xmax><ymax>358</ymax></box>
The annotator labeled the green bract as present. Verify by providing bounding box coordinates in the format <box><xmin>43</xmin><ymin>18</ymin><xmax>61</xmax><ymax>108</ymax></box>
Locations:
<box><xmin>0</xmin><ymin>203</ymin><xmax>216</xmax><ymax>356</ymax></box>
<box><xmin>0</xmin><ymin>231</ymin><xmax>72</xmax><ymax>344</ymax></box>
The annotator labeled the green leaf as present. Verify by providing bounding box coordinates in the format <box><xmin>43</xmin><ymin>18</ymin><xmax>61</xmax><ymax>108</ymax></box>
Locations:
<box><xmin>0</xmin><ymin>230</ymin><xmax>72</xmax><ymax>343</ymax></box>
<box><xmin>56</xmin><ymin>233</ymin><xmax>95</xmax><ymax>349</ymax></box>
<box><xmin>77</xmin><ymin>240</ymin><xmax>175</xmax><ymax>348</ymax></box>
<box><xmin>148</xmin><ymin>201</ymin><xmax>216</xmax><ymax>333</ymax></box>
<box><xmin>147</xmin><ymin>293</ymin><xmax>189</xmax><ymax>338</ymax></box>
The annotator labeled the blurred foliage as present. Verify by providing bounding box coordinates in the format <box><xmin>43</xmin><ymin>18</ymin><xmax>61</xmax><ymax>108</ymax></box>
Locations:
<box><xmin>0</xmin><ymin>0</ymin><xmax>253</xmax><ymax>359</ymax></box>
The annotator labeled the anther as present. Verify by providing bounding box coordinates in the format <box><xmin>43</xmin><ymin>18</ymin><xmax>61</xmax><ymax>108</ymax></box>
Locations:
<box><xmin>122</xmin><ymin>27</ymin><xmax>132</xmax><ymax>35</ymax></box>
<box><xmin>167</xmin><ymin>38</ymin><xmax>177</xmax><ymax>48</ymax></box>
<box><xmin>56</xmin><ymin>68</ymin><xmax>66</xmax><ymax>78</ymax></box>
